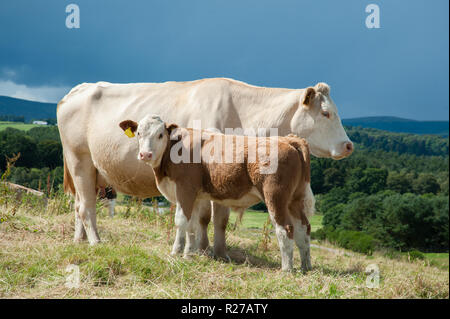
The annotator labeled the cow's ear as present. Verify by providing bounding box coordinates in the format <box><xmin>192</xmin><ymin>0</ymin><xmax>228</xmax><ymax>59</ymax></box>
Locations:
<box><xmin>165</xmin><ymin>123</ymin><xmax>178</xmax><ymax>134</ymax></box>
<box><xmin>119</xmin><ymin>120</ymin><xmax>138</xmax><ymax>138</ymax></box>
<box><xmin>301</xmin><ymin>87</ymin><xmax>316</xmax><ymax>108</ymax></box>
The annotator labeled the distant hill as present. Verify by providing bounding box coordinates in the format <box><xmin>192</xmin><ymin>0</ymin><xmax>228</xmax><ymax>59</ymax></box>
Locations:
<box><xmin>0</xmin><ymin>96</ymin><xmax>57</xmax><ymax>122</ymax></box>
<box><xmin>343</xmin><ymin>116</ymin><xmax>449</xmax><ymax>136</ymax></box>
<box><xmin>0</xmin><ymin>96</ymin><xmax>448</xmax><ymax>135</ymax></box>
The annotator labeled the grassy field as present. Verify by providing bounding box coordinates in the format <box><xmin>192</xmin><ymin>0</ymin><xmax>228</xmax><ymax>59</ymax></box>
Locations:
<box><xmin>0</xmin><ymin>193</ymin><xmax>448</xmax><ymax>299</ymax></box>
<box><xmin>229</xmin><ymin>209</ymin><xmax>323</xmax><ymax>232</ymax></box>
<box><xmin>0</xmin><ymin>121</ymin><xmax>41</xmax><ymax>131</ymax></box>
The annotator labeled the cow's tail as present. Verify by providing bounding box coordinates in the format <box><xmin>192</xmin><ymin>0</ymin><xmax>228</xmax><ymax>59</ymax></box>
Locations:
<box><xmin>63</xmin><ymin>154</ymin><xmax>76</xmax><ymax>195</ymax></box>
<box><xmin>285</xmin><ymin>134</ymin><xmax>311</xmax><ymax>183</ymax></box>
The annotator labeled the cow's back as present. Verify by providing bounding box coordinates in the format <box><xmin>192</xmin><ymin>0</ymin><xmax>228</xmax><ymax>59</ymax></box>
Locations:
<box><xmin>57</xmin><ymin>79</ymin><xmax>238</xmax><ymax>197</ymax></box>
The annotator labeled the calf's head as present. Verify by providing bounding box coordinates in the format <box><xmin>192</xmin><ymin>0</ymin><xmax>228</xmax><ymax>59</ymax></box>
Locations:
<box><xmin>291</xmin><ymin>83</ymin><xmax>353</xmax><ymax>160</ymax></box>
<box><xmin>119</xmin><ymin>114</ymin><xmax>177</xmax><ymax>167</ymax></box>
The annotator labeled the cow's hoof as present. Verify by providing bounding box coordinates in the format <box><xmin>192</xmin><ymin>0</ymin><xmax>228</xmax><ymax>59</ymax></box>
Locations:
<box><xmin>301</xmin><ymin>263</ymin><xmax>313</xmax><ymax>273</ymax></box>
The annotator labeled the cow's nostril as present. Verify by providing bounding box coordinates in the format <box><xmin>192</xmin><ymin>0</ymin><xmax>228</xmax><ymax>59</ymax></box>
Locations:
<box><xmin>346</xmin><ymin>142</ymin><xmax>353</xmax><ymax>152</ymax></box>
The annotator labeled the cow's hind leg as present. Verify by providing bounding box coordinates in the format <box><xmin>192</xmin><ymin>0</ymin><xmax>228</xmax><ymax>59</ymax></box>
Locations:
<box><xmin>66</xmin><ymin>152</ymin><xmax>100</xmax><ymax>245</ymax></box>
<box><xmin>74</xmin><ymin>192</ymin><xmax>87</xmax><ymax>242</ymax></box>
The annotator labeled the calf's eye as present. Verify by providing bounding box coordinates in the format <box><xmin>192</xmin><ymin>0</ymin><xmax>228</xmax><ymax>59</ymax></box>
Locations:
<box><xmin>159</xmin><ymin>133</ymin><xmax>163</xmax><ymax>139</ymax></box>
<box><xmin>321</xmin><ymin>110</ymin><xmax>330</xmax><ymax>118</ymax></box>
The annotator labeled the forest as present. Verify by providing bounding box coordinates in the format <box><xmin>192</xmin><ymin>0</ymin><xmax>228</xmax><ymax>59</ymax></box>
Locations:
<box><xmin>1</xmin><ymin>125</ymin><xmax>448</xmax><ymax>253</ymax></box>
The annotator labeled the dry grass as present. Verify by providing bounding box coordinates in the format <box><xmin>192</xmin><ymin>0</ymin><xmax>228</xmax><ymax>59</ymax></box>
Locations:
<box><xmin>0</xmin><ymin>196</ymin><xmax>448</xmax><ymax>299</ymax></box>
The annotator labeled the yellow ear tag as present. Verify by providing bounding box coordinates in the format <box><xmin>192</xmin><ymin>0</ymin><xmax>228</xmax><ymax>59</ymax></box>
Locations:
<box><xmin>124</xmin><ymin>127</ymin><xmax>135</xmax><ymax>138</ymax></box>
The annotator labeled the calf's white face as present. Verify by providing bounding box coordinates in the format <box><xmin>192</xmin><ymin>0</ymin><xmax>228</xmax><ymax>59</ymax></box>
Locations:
<box><xmin>119</xmin><ymin>114</ymin><xmax>170</xmax><ymax>167</ymax></box>
<box><xmin>291</xmin><ymin>83</ymin><xmax>353</xmax><ymax>160</ymax></box>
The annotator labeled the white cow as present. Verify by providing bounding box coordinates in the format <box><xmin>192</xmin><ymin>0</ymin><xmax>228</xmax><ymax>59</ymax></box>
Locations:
<box><xmin>57</xmin><ymin>78</ymin><xmax>353</xmax><ymax>258</ymax></box>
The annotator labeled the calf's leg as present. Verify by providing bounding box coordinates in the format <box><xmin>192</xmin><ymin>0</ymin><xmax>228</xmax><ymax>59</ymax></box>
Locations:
<box><xmin>171</xmin><ymin>204</ymin><xmax>187</xmax><ymax>255</ymax></box>
<box><xmin>174</xmin><ymin>186</ymin><xmax>198</xmax><ymax>258</ymax></box>
<box><xmin>212</xmin><ymin>202</ymin><xmax>230</xmax><ymax>259</ymax></box>
<box><xmin>196</xmin><ymin>200</ymin><xmax>211</xmax><ymax>253</ymax></box>
<box><xmin>172</xmin><ymin>200</ymin><xmax>210</xmax><ymax>256</ymax></box>
<box><xmin>293</xmin><ymin>218</ymin><xmax>312</xmax><ymax>272</ymax></box>
<box><xmin>268</xmin><ymin>211</ymin><xmax>294</xmax><ymax>272</ymax></box>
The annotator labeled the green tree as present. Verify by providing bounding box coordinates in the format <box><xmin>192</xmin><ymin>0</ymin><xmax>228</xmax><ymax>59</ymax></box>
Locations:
<box><xmin>413</xmin><ymin>173</ymin><xmax>441</xmax><ymax>194</ymax></box>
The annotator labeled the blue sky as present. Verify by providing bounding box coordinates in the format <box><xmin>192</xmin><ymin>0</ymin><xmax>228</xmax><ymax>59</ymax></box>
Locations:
<box><xmin>0</xmin><ymin>0</ymin><xmax>448</xmax><ymax>120</ymax></box>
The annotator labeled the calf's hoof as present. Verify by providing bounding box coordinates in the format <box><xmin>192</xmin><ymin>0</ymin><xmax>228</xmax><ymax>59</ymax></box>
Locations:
<box><xmin>281</xmin><ymin>265</ymin><xmax>294</xmax><ymax>273</ymax></box>
<box><xmin>213</xmin><ymin>247</ymin><xmax>230</xmax><ymax>261</ymax></box>
<box><xmin>88</xmin><ymin>239</ymin><xmax>101</xmax><ymax>246</ymax></box>
<box><xmin>170</xmin><ymin>246</ymin><xmax>185</xmax><ymax>256</ymax></box>
<box><xmin>183</xmin><ymin>253</ymin><xmax>196</xmax><ymax>260</ymax></box>
<box><xmin>214</xmin><ymin>254</ymin><xmax>231</xmax><ymax>263</ymax></box>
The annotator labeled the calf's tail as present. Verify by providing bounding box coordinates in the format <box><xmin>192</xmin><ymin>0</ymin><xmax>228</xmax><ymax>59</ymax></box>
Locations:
<box><xmin>285</xmin><ymin>134</ymin><xmax>311</xmax><ymax>183</ymax></box>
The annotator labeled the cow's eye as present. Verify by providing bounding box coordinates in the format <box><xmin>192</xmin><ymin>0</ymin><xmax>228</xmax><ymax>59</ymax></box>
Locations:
<box><xmin>137</xmin><ymin>132</ymin><xmax>140</xmax><ymax>136</ymax></box>
<box><xmin>159</xmin><ymin>133</ymin><xmax>163</xmax><ymax>139</ymax></box>
<box><xmin>321</xmin><ymin>110</ymin><xmax>330</xmax><ymax>118</ymax></box>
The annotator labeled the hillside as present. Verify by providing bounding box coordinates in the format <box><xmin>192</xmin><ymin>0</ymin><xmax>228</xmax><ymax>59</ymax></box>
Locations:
<box><xmin>0</xmin><ymin>96</ymin><xmax>57</xmax><ymax>121</ymax></box>
<box><xmin>343</xmin><ymin>116</ymin><xmax>449</xmax><ymax>136</ymax></box>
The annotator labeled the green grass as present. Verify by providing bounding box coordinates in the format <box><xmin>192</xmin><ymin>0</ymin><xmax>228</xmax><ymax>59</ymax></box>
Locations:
<box><xmin>1</xmin><ymin>193</ymin><xmax>448</xmax><ymax>298</ymax></box>
<box><xmin>0</xmin><ymin>121</ymin><xmax>41</xmax><ymax>131</ymax></box>
<box><xmin>424</xmin><ymin>253</ymin><xmax>449</xmax><ymax>270</ymax></box>
<box><xmin>230</xmin><ymin>209</ymin><xmax>323</xmax><ymax>232</ymax></box>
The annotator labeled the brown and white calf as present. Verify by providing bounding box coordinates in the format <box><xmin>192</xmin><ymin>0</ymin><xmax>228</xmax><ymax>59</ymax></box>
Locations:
<box><xmin>120</xmin><ymin>115</ymin><xmax>315</xmax><ymax>272</ymax></box>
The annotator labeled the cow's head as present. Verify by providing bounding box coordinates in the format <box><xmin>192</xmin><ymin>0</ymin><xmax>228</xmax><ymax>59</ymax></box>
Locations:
<box><xmin>119</xmin><ymin>114</ymin><xmax>178</xmax><ymax>167</ymax></box>
<box><xmin>291</xmin><ymin>83</ymin><xmax>353</xmax><ymax>160</ymax></box>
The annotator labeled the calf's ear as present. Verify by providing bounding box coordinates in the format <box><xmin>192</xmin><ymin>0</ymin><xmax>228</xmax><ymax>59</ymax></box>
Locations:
<box><xmin>165</xmin><ymin>123</ymin><xmax>178</xmax><ymax>134</ymax></box>
<box><xmin>119</xmin><ymin>120</ymin><xmax>138</xmax><ymax>138</ymax></box>
<box><xmin>301</xmin><ymin>87</ymin><xmax>316</xmax><ymax>108</ymax></box>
